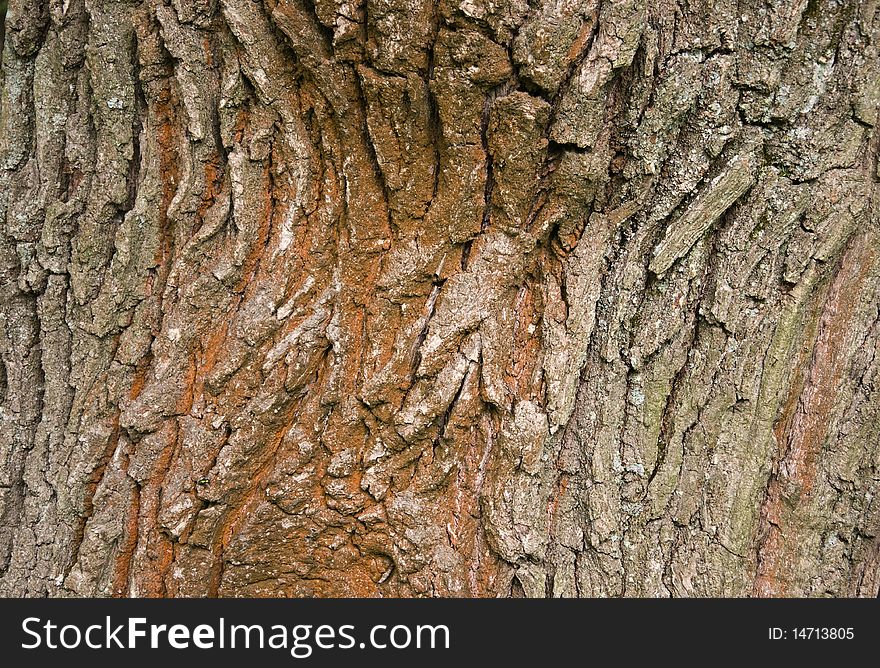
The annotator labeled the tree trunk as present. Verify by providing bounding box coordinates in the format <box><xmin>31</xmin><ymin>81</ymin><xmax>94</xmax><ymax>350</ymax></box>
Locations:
<box><xmin>1</xmin><ymin>0</ymin><xmax>879</xmax><ymax>598</ymax></box>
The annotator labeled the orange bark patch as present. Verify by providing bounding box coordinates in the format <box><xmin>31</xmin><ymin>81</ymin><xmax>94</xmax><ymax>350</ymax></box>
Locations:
<box><xmin>506</xmin><ymin>282</ymin><xmax>543</xmax><ymax>400</ymax></box>
<box><xmin>754</xmin><ymin>234</ymin><xmax>879</xmax><ymax>596</ymax></box>
<box><xmin>111</xmin><ymin>482</ymin><xmax>140</xmax><ymax>597</ymax></box>
<box><xmin>129</xmin><ymin>351</ymin><xmax>153</xmax><ymax>400</ymax></box>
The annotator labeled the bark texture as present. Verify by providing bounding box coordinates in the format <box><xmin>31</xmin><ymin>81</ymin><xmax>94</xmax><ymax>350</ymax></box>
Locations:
<box><xmin>1</xmin><ymin>0</ymin><xmax>880</xmax><ymax>598</ymax></box>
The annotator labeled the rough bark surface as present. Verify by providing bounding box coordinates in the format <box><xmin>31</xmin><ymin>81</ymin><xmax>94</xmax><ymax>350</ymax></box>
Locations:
<box><xmin>1</xmin><ymin>0</ymin><xmax>879</xmax><ymax>598</ymax></box>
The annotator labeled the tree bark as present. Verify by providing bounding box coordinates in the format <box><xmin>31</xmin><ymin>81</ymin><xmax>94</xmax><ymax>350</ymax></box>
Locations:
<box><xmin>1</xmin><ymin>0</ymin><xmax>879</xmax><ymax>598</ymax></box>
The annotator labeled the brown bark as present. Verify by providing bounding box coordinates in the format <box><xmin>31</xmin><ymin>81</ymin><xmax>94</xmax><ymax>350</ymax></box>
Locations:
<box><xmin>1</xmin><ymin>0</ymin><xmax>879</xmax><ymax>597</ymax></box>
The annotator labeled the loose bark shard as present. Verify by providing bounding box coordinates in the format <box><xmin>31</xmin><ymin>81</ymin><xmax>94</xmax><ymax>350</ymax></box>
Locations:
<box><xmin>650</xmin><ymin>143</ymin><xmax>759</xmax><ymax>275</ymax></box>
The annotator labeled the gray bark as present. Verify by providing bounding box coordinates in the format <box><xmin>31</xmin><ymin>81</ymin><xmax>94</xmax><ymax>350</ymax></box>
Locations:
<box><xmin>1</xmin><ymin>0</ymin><xmax>879</xmax><ymax>597</ymax></box>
